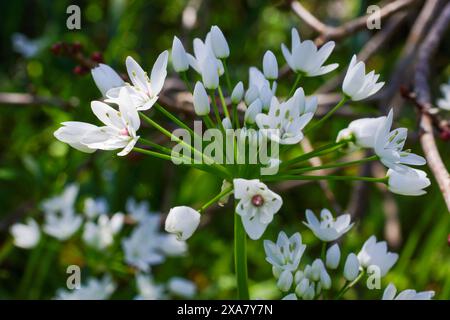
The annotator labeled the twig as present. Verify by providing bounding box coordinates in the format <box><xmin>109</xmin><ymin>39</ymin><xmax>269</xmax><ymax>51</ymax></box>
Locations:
<box><xmin>0</xmin><ymin>92</ymin><xmax>78</xmax><ymax>109</ymax></box>
<box><xmin>413</xmin><ymin>3</ymin><xmax>450</xmax><ymax>212</ymax></box>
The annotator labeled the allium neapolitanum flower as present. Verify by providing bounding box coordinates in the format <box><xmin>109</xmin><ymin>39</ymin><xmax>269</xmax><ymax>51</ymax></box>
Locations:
<box><xmin>53</xmin><ymin>25</ymin><xmax>433</xmax><ymax>300</ymax></box>
<box><xmin>325</xmin><ymin>244</ymin><xmax>340</xmax><ymax>270</ymax></box>
<box><xmin>342</xmin><ymin>55</ymin><xmax>384</xmax><ymax>101</ymax></box>
<box><xmin>264</xmin><ymin>231</ymin><xmax>306</xmax><ymax>272</ymax></box>
<box><xmin>303</xmin><ymin>209</ymin><xmax>353</xmax><ymax>242</ymax></box>
<box><xmin>83</xmin><ymin>213</ymin><xmax>124</xmax><ymax>250</ymax></box>
<box><xmin>357</xmin><ymin>235</ymin><xmax>398</xmax><ymax>276</ymax></box>
<box><xmin>9</xmin><ymin>218</ymin><xmax>40</xmax><ymax>249</ymax></box>
<box><xmin>343</xmin><ymin>253</ymin><xmax>360</xmax><ymax>281</ymax></box>
<box><xmin>437</xmin><ymin>79</ymin><xmax>450</xmax><ymax>110</ymax></box>
<box><xmin>382</xmin><ymin>283</ymin><xmax>434</xmax><ymax>300</ymax></box>
<box><xmin>281</xmin><ymin>28</ymin><xmax>338</xmax><ymax>77</ymax></box>
<box><xmin>55</xmin><ymin>275</ymin><xmax>116</xmax><ymax>300</ymax></box>
<box><xmin>387</xmin><ymin>168</ymin><xmax>431</xmax><ymax>196</ymax></box>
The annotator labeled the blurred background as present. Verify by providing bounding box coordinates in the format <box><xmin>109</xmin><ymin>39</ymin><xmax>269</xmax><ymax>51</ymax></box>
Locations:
<box><xmin>0</xmin><ymin>0</ymin><xmax>449</xmax><ymax>299</ymax></box>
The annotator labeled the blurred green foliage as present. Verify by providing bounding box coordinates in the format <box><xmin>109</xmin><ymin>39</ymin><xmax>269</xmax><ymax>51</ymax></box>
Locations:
<box><xmin>0</xmin><ymin>0</ymin><xmax>449</xmax><ymax>299</ymax></box>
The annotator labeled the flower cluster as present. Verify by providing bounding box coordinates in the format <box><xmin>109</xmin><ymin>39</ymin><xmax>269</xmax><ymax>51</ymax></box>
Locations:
<box><xmin>9</xmin><ymin>184</ymin><xmax>195</xmax><ymax>300</ymax></box>
<box><xmin>264</xmin><ymin>209</ymin><xmax>434</xmax><ymax>300</ymax></box>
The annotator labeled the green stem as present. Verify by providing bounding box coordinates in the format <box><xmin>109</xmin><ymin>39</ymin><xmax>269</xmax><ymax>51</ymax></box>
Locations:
<box><xmin>336</xmin><ymin>270</ymin><xmax>366</xmax><ymax>300</ymax></box>
<box><xmin>181</xmin><ymin>72</ymin><xmax>193</xmax><ymax>92</ymax></box>
<box><xmin>280</xmin><ymin>140</ymin><xmax>349</xmax><ymax>169</ymax></box>
<box><xmin>203</xmin><ymin>115</ymin><xmax>215</xmax><ymax>129</ymax></box>
<box><xmin>263</xmin><ymin>175</ymin><xmax>388</xmax><ymax>183</ymax></box>
<box><xmin>139</xmin><ymin>137</ymin><xmax>173</xmax><ymax>155</ymax></box>
<box><xmin>218</xmin><ymin>86</ymin><xmax>231</xmax><ymax>119</ymax></box>
<box><xmin>321</xmin><ymin>242</ymin><xmax>327</xmax><ymax>262</ymax></box>
<box><xmin>199</xmin><ymin>186</ymin><xmax>233</xmax><ymax>213</ymax></box>
<box><xmin>210</xmin><ymin>90</ymin><xmax>224</xmax><ymax>131</ymax></box>
<box><xmin>133</xmin><ymin>147</ymin><xmax>178</xmax><ymax>162</ymax></box>
<box><xmin>285</xmin><ymin>156</ymin><xmax>378</xmax><ymax>175</ymax></box>
<box><xmin>232</xmin><ymin>103</ymin><xmax>239</xmax><ymax>129</ymax></box>
<box><xmin>234</xmin><ymin>207</ymin><xmax>249</xmax><ymax>300</ymax></box>
<box><xmin>155</xmin><ymin>103</ymin><xmax>195</xmax><ymax>137</ymax></box>
<box><xmin>288</xmin><ymin>73</ymin><xmax>302</xmax><ymax>97</ymax></box>
<box><xmin>305</xmin><ymin>97</ymin><xmax>347</xmax><ymax>134</ymax></box>
<box><xmin>222</xmin><ymin>59</ymin><xmax>232</xmax><ymax>92</ymax></box>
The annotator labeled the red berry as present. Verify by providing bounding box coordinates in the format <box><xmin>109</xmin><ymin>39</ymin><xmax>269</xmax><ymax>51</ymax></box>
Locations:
<box><xmin>72</xmin><ymin>42</ymin><xmax>83</xmax><ymax>53</ymax></box>
<box><xmin>50</xmin><ymin>42</ymin><xmax>63</xmax><ymax>55</ymax></box>
<box><xmin>91</xmin><ymin>51</ymin><xmax>104</xmax><ymax>63</ymax></box>
<box><xmin>73</xmin><ymin>65</ymin><xmax>88</xmax><ymax>75</ymax></box>
<box><xmin>448</xmin><ymin>234</ymin><xmax>450</xmax><ymax>247</ymax></box>
<box><xmin>440</xmin><ymin>129</ymin><xmax>450</xmax><ymax>141</ymax></box>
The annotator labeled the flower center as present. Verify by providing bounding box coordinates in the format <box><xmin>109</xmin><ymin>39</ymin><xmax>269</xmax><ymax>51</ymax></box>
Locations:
<box><xmin>119</xmin><ymin>128</ymin><xmax>129</xmax><ymax>136</ymax></box>
<box><xmin>251</xmin><ymin>194</ymin><xmax>265</xmax><ymax>207</ymax></box>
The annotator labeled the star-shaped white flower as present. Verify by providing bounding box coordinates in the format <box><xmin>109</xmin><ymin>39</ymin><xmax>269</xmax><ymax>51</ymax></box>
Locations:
<box><xmin>264</xmin><ymin>231</ymin><xmax>306</xmax><ymax>271</ymax></box>
<box><xmin>303</xmin><ymin>209</ymin><xmax>353</xmax><ymax>242</ymax></box>
<box><xmin>357</xmin><ymin>235</ymin><xmax>398</xmax><ymax>276</ymax></box>
<box><xmin>233</xmin><ymin>178</ymin><xmax>283</xmax><ymax>240</ymax></box>
<box><xmin>382</xmin><ymin>283</ymin><xmax>434</xmax><ymax>300</ymax></box>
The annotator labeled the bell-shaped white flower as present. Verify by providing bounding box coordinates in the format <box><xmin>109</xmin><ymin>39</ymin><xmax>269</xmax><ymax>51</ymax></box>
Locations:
<box><xmin>168</xmin><ymin>277</ymin><xmax>197</xmax><ymax>298</ymax></box>
<box><xmin>374</xmin><ymin>110</ymin><xmax>426</xmax><ymax>171</ymax></box>
<box><xmin>357</xmin><ymin>235</ymin><xmax>398</xmax><ymax>276</ymax></box>
<box><xmin>210</xmin><ymin>25</ymin><xmax>229</xmax><ymax>59</ymax></box>
<box><xmin>263</xmin><ymin>50</ymin><xmax>278</xmax><ymax>80</ymax></box>
<box><xmin>107</xmin><ymin>52</ymin><xmax>168</xmax><ymax>111</ymax></box>
<box><xmin>91</xmin><ymin>63</ymin><xmax>125</xmax><ymax>96</ymax></box>
<box><xmin>171</xmin><ymin>36</ymin><xmax>189</xmax><ymax>72</ymax></box>
<box><xmin>193</xmin><ymin>81</ymin><xmax>210</xmax><ymax>116</ymax></box>
<box><xmin>281</xmin><ymin>28</ymin><xmax>338</xmax><ymax>76</ymax></box>
<box><xmin>382</xmin><ymin>283</ymin><xmax>434</xmax><ymax>300</ymax></box>
<box><xmin>264</xmin><ymin>231</ymin><xmax>306</xmax><ymax>271</ymax></box>
<box><xmin>244</xmin><ymin>99</ymin><xmax>262</xmax><ymax>125</ymax></box>
<box><xmin>326</xmin><ymin>243</ymin><xmax>340</xmax><ymax>269</ymax></box>
<box><xmin>343</xmin><ymin>253</ymin><xmax>360</xmax><ymax>281</ymax></box>
<box><xmin>337</xmin><ymin>116</ymin><xmax>386</xmax><ymax>148</ymax></box>
<box><xmin>303</xmin><ymin>209</ymin><xmax>353</xmax><ymax>242</ymax></box>
<box><xmin>437</xmin><ymin>81</ymin><xmax>450</xmax><ymax>110</ymax></box>
<box><xmin>165</xmin><ymin>206</ymin><xmax>201</xmax><ymax>241</ymax></box>
<box><xmin>10</xmin><ymin>218</ymin><xmax>40</xmax><ymax>249</ymax></box>
<box><xmin>83</xmin><ymin>213</ymin><xmax>124</xmax><ymax>250</ymax></box>
<box><xmin>231</xmin><ymin>81</ymin><xmax>244</xmax><ymax>104</ymax></box>
<box><xmin>256</xmin><ymin>89</ymin><xmax>315</xmax><ymax>145</ymax></box>
<box><xmin>277</xmin><ymin>270</ymin><xmax>293</xmax><ymax>292</ymax></box>
<box><xmin>342</xmin><ymin>55</ymin><xmax>384</xmax><ymax>101</ymax></box>
<box><xmin>233</xmin><ymin>178</ymin><xmax>283</xmax><ymax>240</ymax></box>
<box><xmin>387</xmin><ymin>168</ymin><xmax>431</xmax><ymax>196</ymax></box>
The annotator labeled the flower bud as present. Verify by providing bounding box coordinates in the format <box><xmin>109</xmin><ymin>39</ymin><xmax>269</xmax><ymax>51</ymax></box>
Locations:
<box><xmin>294</xmin><ymin>270</ymin><xmax>304</xmax><ymax>285</ymax></box>
<box><xmin>244</xmin><ymin>99</ymin><xmax>262</xmax><ymax>125</ymax></box>
<box><xmin>231</xmin><ymin>81</ymin><xmax>244</xmax><ymax>104</ymax></box>
<box><xmin>272</xmin><ymin>266</ymin><xmax>283</xmax><ymax>279</ymax></box>
<box><xmin>222</xmin><ymin>117</ymin><xmax>232</xmax><ymax>130</ymax></box>
<box><xmin>263</xmin><ymin>50</ymin><xmax>278</xmax><ymax>80</ymax></box>
<box><xmin>201</xmin><ymin>56</ymin><xmax>219</xmax><ymax>90</ymax></box>
<box><xmin>244</xmin><ymin>86</ymin><xmax>259</xmax><ymax>105</ymax></box>
<box><xmin>193</xmin><ymin>82</ymin><xmax>210</xmax><ymax>116</ymax></box>
<box><xmin>320</xmin><ymin>269</ymin><xmax>331</xmax><ymax>290</ymax></box>
<box><xmin>165</xmin><ymin>206</ymin><xmax>201</xmax><ymax>240</ymax></box>
<box><xmin>326</xmin><ymin>243</ymin><xmax>340</xmax><ymax>269</ymax></box>
<box><xmin>171</xmin><ymin>36</ymin><xmax>189</xmax><ymax>72</ymax></box>
<box><xmin>311</xmin><ymin>259</ymin><xmax>324</xmax><ymax>281</ymax></box>
<box><xmin>344</xmin><ymin>253</ymin><xmax>360</xmax><ymax>281</ymax></box>
<box><xmin>303</xmin><ymin>284</ymin><xmax>315</xmax><ymax>300</ymax></box>
<box><xmin>277</xmin><ymin>270</ymin><xmax>293</xmax><ymax>292</ymax></box>
<box><xmin>210</xmin><ymin>26</ymin><xmax>229</xmax><ymax>58</ymax></box>
<box><xmin>282</xmin><ymin>293</ymin><xmax>297</xmax><ymax>300</ymax></box>
<box><xmin>295</xmin><ymin>278</ymin><xmax>309</xmax><ymax>297</ymax></box>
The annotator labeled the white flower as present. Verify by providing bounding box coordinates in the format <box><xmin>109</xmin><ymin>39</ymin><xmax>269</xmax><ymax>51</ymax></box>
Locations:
<box><xmin>231</xmin><ymin>81</ymin><xmax>244</xmax><ymax>104</ymax></box>
<box><xmin>277</xmin><ymin>270</ymin><xmax>293</xmax><ymax>292</ymax></box>
<box><xmin>282</xmin><ymin>293</ymin><xmax>298</xmax><ymax>300</ymax></box>
<box><xmin>246</xmin><ymin>67</ymin><xmax>275</xmax><ymax>110</ymax></box>
<box><xmin>91</xmin><ymin>63</ymin><xmax>125</xmax><ymax>96</ymax></box>
<box><xmin>303</xmin><ymin>209</ymin><xmax>353</xmax><ymax>242</ymax></box>
<box><xmin>244</xmin><ymin>99</ymin><xmax>262</xmax><ymax>125</ymax></box>
<box><xmin>281</xmin><ymin>28</ymin><xmax>338</xmax><ymax>76</ymax></box>
<box><xmin>337</xmin><ymin>116</ymin><xmax>386</xmax><ymax>148</ymax></box>
<box><xmin>234</xmin><ymin>178</ymin><xmax>283</xmax><ymax>240</ymax></box>
<box><xmin>387</xmin><ymin>168</ymin><xmax>431</xmax><ymax>196</ymax></box>
<box><xmin>374</xmin><ymin>110</ymin><xmax>426</xmax><ymax>171</ymax></box>
<box><xmin>84</xmin><ymin>197</ymin><xmax>108</xmax><ymax>219</ymax></box>
<box><xmin>84</xmin><ymin>88</ymin><xmax>140</xmax><ymax>156</ymax></box>
<box><xmin>171</xmin><ymin>36</ymin><xmax>189</xmax><ymax>72</ymax></box>
<box><xmin>165</xmin><ymin>206</ymin><xmax>201</xmax><ymax>241</ymax></box>
<box><xmin>135</xmin><ymin>274</ymin><xmax>165</xmax><ymax>300</ymax></box>
<box><xmin>56</xmin><ymin>275</ymin><xmax>116</xmax><ymax>300</ymax></box>
<box><xmin>43</xmin><ymin>210</ymin><xmax>82</xmax><ymax>241</ymax></box>
<box><xmin>193</xmin><ymin>81</ymin><xmax>210</xmax><ymax>116</ymax></box>
<box><xmin>382</xmin><ymin>283</ymin><xmax>434</xmax><ymax>300</ymax></box>
<box><xmin>264</xmin><ymin>231</ymin><xmax>306</xmax><ymax>271</ymax></box>
<box><xmin>326</xmin><ymin>243</ymin><xmax>340</xmax><ymax>269</ymax></box>
<box><xmin>210</xmin><ymin>25</ymin><xmax>229</xmax><ymax>59</ymax></box>
<box><xmin>256</xmin><ymin>89</ymin><xmax>316</xmax><ymax>145</ymax></box>
<box><xmin>41</xmin><ymin>184</ymin><xmax>79</xmax><ymax>214</ymax></box>
<box><xmin>126</xmin><ymin>198</ymin><xmax>153</xmax><ymax>222</ymax></box>
<box><xmin>343</xmin><ymin>253</ymin><xmax>360</xmax><ymax>281</ymax></box>
<box><xmin>320</xmin><ymin>268</ymin><xmax>331</xmax><ymax>290</ymax></box>
<box><xmin>342</xmin><ymin>55</ymin><xmax>384</xmax><ymax>101</ymax></box>
<box><xmin>437</xmin><ymin>82</ymin><xmax>450</xmax><ymax>110</ymax></box>
<box><xmin>263</xmin><ymin>50</ymin><xmax>278</xmax><ymax>80</ymax></box>
<box><xmin>168</xmin><ymin>277</ymin><xmax>197</xmax><ymax>298</ymax></box>
<box><xmin>10</xmin><ymin>218</ymin><xmax>40</xmax><ymax>249</ymax></box>
<box><xmin>106</xmin><ymin>52</ymin><xmax>168</xmax><ymax>111</ymax></box>
<box><xmin>54</xmin><ymin>122</ymin><xmax>98</xmax><ymax>153</ymax></box>
<box><xmin>187</xmin><ymin>38</ymin><xmax>222</xmax><ymax>89</ymax></box>
<box><xmin>122</xmin><ymin>216</ymin><xmax>165</xmax><ymax>271</ymax></box>
<box><xmin>357</xmin><ymin>235</ymin><xmax>398</xmax><ymax>276</ymax></box>
<box><xmin>82</xmin><ymin>213</ymin><xmax>124</xmax><ymax>250</ymax></box>
<box><xmin>158</xmin><ymin>234</ymin><xmax>188</xmax><ymax>256</ymax></box>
